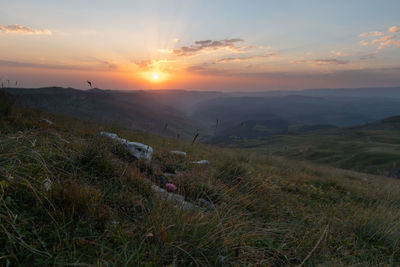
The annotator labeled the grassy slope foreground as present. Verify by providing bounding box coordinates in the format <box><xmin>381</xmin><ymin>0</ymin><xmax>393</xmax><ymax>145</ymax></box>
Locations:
<box><xmin>1</xmin><ymin>94</ymin><xmax>400</xmax><ymax>266</ymax></box>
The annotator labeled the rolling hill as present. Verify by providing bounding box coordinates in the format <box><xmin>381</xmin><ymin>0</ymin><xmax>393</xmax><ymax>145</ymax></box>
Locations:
<box><xmin>1</xmin><ymin>90</ymin><xmax>400</xmax><ymax>265</ymax></box>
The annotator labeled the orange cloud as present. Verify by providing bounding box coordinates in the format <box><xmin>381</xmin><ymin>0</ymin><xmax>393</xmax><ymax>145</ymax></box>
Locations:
<box><xmin>359</xmin><ymin>31</ymin><xmax>383</xmax><ymax>37</ymax></box>
<box><xmin>172</xmin><ymin>38</ymin><xmax>245</xmax><ymax>57</ymax></box>
<box><xmin>215</xmin><ymin>52</ymin><xmax>277</xmax><ymax>63</ymax></box>
<box><xmin>370</xmin><ymin>35</ymin><xmax>400</xmax><ymax>49</ymax></box>
<box><xmin>0</xmin><ymin>24</ymin><xmax>51</xmax><ymax>34</ymax></box>
<box><xmin>291</xmin><ymin>59</ymin><xmax>349</xmax><ymax>65</ymax></box>
<box><xmin>388</xmin><ymin>26</ymin><xmax>400</xmax><ymax>33</ymax></box>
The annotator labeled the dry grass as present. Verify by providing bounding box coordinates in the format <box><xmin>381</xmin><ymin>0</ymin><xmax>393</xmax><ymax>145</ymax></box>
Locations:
<box><xmin>1</xmin><ymin>95</ymin><xmax>400</xmax><ymax>265</ymax></box>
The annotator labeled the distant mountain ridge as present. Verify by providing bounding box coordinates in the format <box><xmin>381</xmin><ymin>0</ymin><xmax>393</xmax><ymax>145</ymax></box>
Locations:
<box><xmin>2</xmin><ymin>86</ymin><xmax>400</xmax><ymax>141</ymax></box>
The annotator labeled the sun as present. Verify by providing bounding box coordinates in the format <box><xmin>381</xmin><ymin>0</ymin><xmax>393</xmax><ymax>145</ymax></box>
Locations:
<box><xmin>153</xmin><ymin>73</ymin><xmax>159</xmax><ymax>80</ymax></box>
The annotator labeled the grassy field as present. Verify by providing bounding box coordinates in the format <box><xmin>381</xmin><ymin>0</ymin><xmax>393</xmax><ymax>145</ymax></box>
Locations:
<box><xmin>1</xmin><ymin>93</ymin><xmax>400</xmax><ymax>265</ymax></box>
<box><xmin>221</xmin><ymin>127</ymin><xmax>400</xmax><ymax>179</ymax></box>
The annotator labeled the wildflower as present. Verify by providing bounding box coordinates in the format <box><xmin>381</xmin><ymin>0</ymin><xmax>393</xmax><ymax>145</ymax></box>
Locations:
<box><xmin>165</xmin><ymin>183</ymin><xmax>177</xmax><ymax>192</ymax></box>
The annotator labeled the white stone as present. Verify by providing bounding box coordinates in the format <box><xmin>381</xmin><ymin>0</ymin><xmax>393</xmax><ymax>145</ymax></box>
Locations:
<box><xmin>193</xmin><ymin>160</ymin><xmax>209</xmax><ymax>165</ymax></box>
<box><xmin>152</xmin><ymin>185</ymin><xmax>198</xmax><ymax>210</ymax></box>
<box><xmin>43</xmin><ymin>178</ymin><xmax>52</xmax><ymax>192</ymax></box>
<box><xmin>125</xmin><ymin>141</ymin><xmax>153</xmax><ymax>161</ymax></box>
<box><xmin>100</xmin><ymin>131</ymin><xmax>153</xmax><ymax>160</ymax></box>
<box><xmin>170</xmin><ymin>150</ymin><xmax>187</xmax><ymax>156</ymax></box>
<box><xmin>41</xmin><ymin>118</ymin><xmax>53</xmax><ymax>125</ymax></box>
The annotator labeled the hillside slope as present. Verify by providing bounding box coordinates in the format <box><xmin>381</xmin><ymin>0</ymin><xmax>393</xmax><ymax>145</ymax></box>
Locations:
<box><xmin>2</xmin><ymin>87</ymin><xmax>211</xmax><ymax>140</ymax></box>
<box><xmin>1</xmin><ymin>93</ymin><xmax>400</xmax><ymax>265</ymax></box>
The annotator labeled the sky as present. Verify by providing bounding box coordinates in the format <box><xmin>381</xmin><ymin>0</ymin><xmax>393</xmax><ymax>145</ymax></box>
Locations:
<box><xmin>0</xmin><ymin>0</ymin><xmax>399</xmax><ymax>91</ymax></box>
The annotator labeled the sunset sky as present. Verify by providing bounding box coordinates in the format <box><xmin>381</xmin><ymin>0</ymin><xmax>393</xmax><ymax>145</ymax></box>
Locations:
<box><xmin>1</xmin><ymin>0</ymin><xmax>400</xmax><ymax>91</ymax></box>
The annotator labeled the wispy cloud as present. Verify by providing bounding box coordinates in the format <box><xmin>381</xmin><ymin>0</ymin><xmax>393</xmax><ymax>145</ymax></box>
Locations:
<box><xmin>388</xmin><ymin>26</ymin><xmax>400</xmax><ymax>33</ymax></box>
<box><xmin>328</xmin><ymin>50</ymin><xmax>350</xmax><ymax>58</ymax></box>
<box><xmin>0</xmin><ymin>60</ymin><xmax>83</xmax><ymax>70</ymax></box>
<box><xmin>0</xmin><ymin>59</ymin><xmax>117</xmax><ymax>71</ymax></box>
<box><xmin>360</xmin><ymin>51</ymin><xmax>378</xmax><ymax>60</ymax></box>
<box><xmin>291</xmin><ymin>59</ymin><xmax>350</xmax><ymax>65</ymax></box>
<box><xmin>330</xmin><ymin>50</ymin><xmax>343</xmax><ymax>56</ymax></box>
<box><xmin>359</xmin><ymin>26</ymin><xmax>400</xmax><ymax>49</ymax></box>
<box><xmin>134</xmin><ymin>60</ymin><xmax>153</xmax><ymax>70</ymax></box>
<box><xmin>370</xmin><ymin>35</ymin><xmax>400</xmax><ymax>49</ymax></box>
<box><xmin>0</xmin><ymin>24</ymin><xmax>51</xmax><ymax>35</ymax></box>
<box><xmin>172</xmin><ymin>38</ymin><xmax>245</xmax><ymax>57</ymax></box>
<box><xmin>215</xmin><ymin>52</ymin><xmax>277</xmax><ymax>63</ymax></box>
<box><xmin>359</xmin><ymin>31</ymin><xmax>383</xmax><ymax>37</ymax></box>
<box><xmin>133</xmin><ymin>59</ymin><xmax>172</xmax><ymax>70</ymax></box>
<box><xmin>186</xmin><ymin>63</ymin><xmax>400</xmax><ymax>87</ymax></box>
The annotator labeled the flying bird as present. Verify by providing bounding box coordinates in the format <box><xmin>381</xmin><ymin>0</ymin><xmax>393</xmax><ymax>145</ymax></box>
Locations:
<box><xmin>87</xmin><ymin>80</ymin><xmax>92</xmax><ymax>88</ymax></box>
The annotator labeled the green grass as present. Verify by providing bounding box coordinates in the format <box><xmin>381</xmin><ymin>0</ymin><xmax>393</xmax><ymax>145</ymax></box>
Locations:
<box><xmin>225</xmin><ymin>130</ymin><xmax>400</xmax><ymax>178</ymax></box>
<box><xmin>1</xmin><ymin>95</ymin><xmax>400</xmax><ymax>265</ymax></box>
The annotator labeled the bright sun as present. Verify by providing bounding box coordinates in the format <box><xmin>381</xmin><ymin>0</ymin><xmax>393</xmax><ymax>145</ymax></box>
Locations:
<box><xmin>153</xmin><ymin>73</ymin><xmax>159</xmax><ymax>80</ymax></box>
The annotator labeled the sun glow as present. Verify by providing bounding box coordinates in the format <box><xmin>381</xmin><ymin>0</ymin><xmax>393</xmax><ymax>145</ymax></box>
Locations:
<box><xmin>153</xmin><ymin>73</ymin><xmax>159</xmax><ymax>80</ymax></box>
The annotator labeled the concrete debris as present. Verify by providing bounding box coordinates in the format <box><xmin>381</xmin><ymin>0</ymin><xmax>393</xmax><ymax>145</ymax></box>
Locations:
<box><xmin>100</xmin><ymin>131</ymin><xmax>153</xmax><ymax>160</ymax></box>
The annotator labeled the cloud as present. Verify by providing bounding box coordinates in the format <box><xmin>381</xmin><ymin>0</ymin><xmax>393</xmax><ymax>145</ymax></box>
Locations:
<box><xmin>0</xmin><ymin>24</ymin><xmax>51</xmax><ymax>35</ymax></box>
<box><xmin>98</xmin><ymin>60</ymin><xmax>118</xmax><ymax>70</ymax></box>
<box><xmin>360</xmin><ymin>34</ymin><xmax>400</xmax><ymax>49</ymax></box>
<box><xmin>360</xmin><ymin>52</ymin><xmax>378</xmax><ymax>60</ymax></box>
<box><xmin>291</xmin><ymin>59</ymin><xmax>350</xmax><ymax>65</ymax></box>
<box><xmin>133</xmin><ymin>59</ymin><xmax>172</xmax><ymax>70</ymax></box>
<box><xmin>370</xmin><ymin>35</ymin><xmax>400</xmax><ymax>49</ymax></box>
<box><xmin>186</xmin><ymin>64</ymin><xmax>210</xmax><ymax>73</ymax></box>
<box><xmin>330</xmin><ymin>50</ymin><xmax>343</xmax><ymax>56</ymax></box>
<box><xmin>0</xmin><ymin>59</ymin><xmax>118</xmax><ymax>71</ymax></box>
<box><xmin>215</xmin><ymin>52</ymin><xmax>277</xmax><ymax>63</ymax></box>
<box><xmin>173</xmin><ymin>38</ymin><xmax>244</xmax><ymax>56</ymax></box>
<box><xmin>359</xmin><ymin>31</ymin><xmax>383</xmax><ymax>37</ymax></box>
<box><xmin>312</xmin><ymin>59</ymin><xmax>349</xmax><ymax>65</ymax></box>
<box><xmin>134</xmin><ymin>59</ymin><xmax>153</xmax><ymax>70</ymax></box>
<box><xmin>371</xmin><ymin>35</ymin><xmax>394</xmax><ymax>44</ymax></box>
<box><xmin>0</xmin><ymin>60</ymin><xmax>84</xmax><ymax>71</ymax></box>
<box><xmin>388</xmin><ymin>26</ymin><xmax>400</xmax><ymax>33</ymax></box>
<box><xmin>172</xmin><ymin>38</ymin><xmax>180</xmax><ymax>43</ymax></box>
<box><xmin>185</xmin><ymin>64</ymin><xmax>400</xmax><ymax>89</ymax></box>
